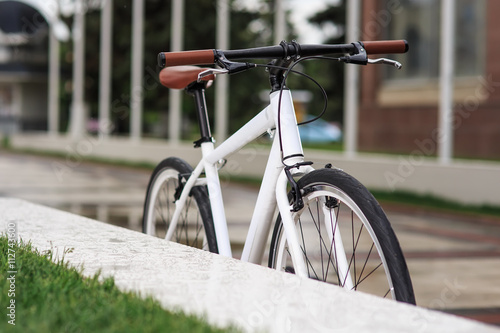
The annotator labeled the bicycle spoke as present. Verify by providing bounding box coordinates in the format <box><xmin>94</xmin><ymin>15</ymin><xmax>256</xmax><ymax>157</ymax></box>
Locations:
<box><xmin>315</xmin><ymin>200</ymin><xmax>341</xmax><ymax>284</ymax></box>
<box><xmin>324</xmin><ymin>208</ymin><xmax>333</xmax><ymax>281</ymax></box>
<box><xmin>193</xmin><ymin>208</ymin><xmax>204</xmax><ymax>247</ymax></box>
<box><xmin>156</xmin><ymin>186</ymin><xmax>169</xmax><ymax>232</ymax></box>
<box><xmin>330</xmin><ymin>208</ymin><xmax>341</xmax><ymax>285</ymax></box>
<box><xmin>354</xmin><ymin>262</ymin><xmax>383</xmax><ymax>289</ymax></box>
<box><xmin>306</xmin><ymin>205</ymin><xmax>339</xmax><ymax>282</ymax></box>
<box><xmin>333</xmin><ymin>202</ymin><xmax>343</xmax><ymax>285</ymax></box>
<box><xmin>351</xmin><ymin>213</ymin><xmax>356</xmax><ymax>287</ymax></box>
<box><xmin>315</xmin><ymin>200</ymin><xmax>325</xmax><ymax>279</ymax></box>
<box><xmin>183</xmin><ymin>197</ymin><xmax>192</xmax><ymax>244</ymax></box>
<box><xmin>297</xmin><ymin>214</ymin><xmax>312</xmax><ymax>278</ymax></box>
<box><xmin>324</xmin><ymin>200</ymin><xmax>342</xmax><ymax>284</ymax></box>
<box><xmin>166</xmin><ymin>181</ymin><xmax>173</xmax><ymax>223</ymax></box>
<box><xmin>355</xmin><ymin>242</ymin><xmax>375</xmax><ymax>288</ymax></box>
<box><xmin>345</xmin><ymin>214</ymin><xmax>363</xmax><ymax>288</ymax></box>
<box><xmin>296</xmin><ymin>219</ymin><xmax>321</xmax><ymax>280</ymax></box>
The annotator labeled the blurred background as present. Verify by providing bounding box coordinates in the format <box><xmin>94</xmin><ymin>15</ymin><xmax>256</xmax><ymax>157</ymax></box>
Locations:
<box><xmin>0</xmin><ymin>0</ymin><xmax>349</xmax><ymax>144</ymax></box>
<box><xmin>1</xmin><ymin>0</ymin><xmax>500</xmax><ymax>327</ymax></box>
<box><xmin>0</xmin><ymin>0</ymin><xmax>497</xmax><ymax>160</ymax></box>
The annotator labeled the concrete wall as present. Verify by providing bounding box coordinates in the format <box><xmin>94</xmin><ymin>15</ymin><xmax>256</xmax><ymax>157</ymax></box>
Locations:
<box><xmin>10</xmin><ymin>133</ymin><xmax>500</xmax><ymax>206</ymax></box>
<box><xmin>1</xmin><ymin>198</ymin><xmax>498</xmax><ymax>332</ymax></box>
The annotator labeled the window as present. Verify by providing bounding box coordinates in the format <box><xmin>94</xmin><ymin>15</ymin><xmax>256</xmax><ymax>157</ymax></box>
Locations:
<box><xmin>385</xmin><ymin>0</ymin><xmax>486</xmax><ymax>81</ymax></box>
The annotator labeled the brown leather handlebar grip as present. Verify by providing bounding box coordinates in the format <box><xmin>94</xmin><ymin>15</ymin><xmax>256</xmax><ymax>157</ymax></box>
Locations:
<box><xmin>159</xmin><ymin>49</ymin><xmax>215</xmax><ymax>67</ymax></box>
<box><xmin>361</xmin><ymin>40</ymin><xmax>409</xmax><ymax>55</ymax></box>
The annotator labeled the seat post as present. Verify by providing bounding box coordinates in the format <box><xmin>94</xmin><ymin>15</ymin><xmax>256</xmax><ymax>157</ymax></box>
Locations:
<box><xmin>187</xmin><ymin>82</ymin><xmax>214</xmax><ymax>148</ymax></box>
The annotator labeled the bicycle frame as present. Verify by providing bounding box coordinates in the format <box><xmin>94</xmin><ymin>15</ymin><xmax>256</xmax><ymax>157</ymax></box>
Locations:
<box><xmin>164</xmin><ymin>88</ymin><xmax>320</xmax><ymax>276</ymax></box>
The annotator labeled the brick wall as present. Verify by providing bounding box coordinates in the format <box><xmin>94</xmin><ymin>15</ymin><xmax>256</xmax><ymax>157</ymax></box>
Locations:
<box><xmin>357</xmin><ymin>0</ymin><xmax>500</xmax><ymax>159</ymax></box>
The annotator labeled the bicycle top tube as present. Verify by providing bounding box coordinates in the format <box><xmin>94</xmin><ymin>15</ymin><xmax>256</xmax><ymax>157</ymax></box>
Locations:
<box><xmin>157</xmin><ymin>40</ymin><xmax>409</xmax><ymax>68</ymax></box>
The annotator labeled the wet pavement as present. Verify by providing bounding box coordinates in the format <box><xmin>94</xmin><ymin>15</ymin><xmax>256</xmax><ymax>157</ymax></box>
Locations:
<box><xmin>1</xmin><ymin>150</ymin><xmax>500</xmax><ymax>326</ymax></box>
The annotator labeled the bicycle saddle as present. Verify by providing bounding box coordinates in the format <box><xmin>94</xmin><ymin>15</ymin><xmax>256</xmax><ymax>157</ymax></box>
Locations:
<box><xmin>159</xmin><ymin>66</ymin><xmax>216</xmax><ymax>89</ymax></box>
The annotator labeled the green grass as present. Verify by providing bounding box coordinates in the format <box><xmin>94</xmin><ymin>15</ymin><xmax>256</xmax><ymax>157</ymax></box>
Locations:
<box><xmin>1</xmin><ymin>136</ymin><xmax>10</xmax><ymax>149</ymax></box>
<box><xmin>0</xmin><ymin>236</ymin><xmax>235</xmax><ymax>333</ymax></box>
<box><xmin>302</xmin><ymin>141</ymin><xmax>343</xmax><ymax>151</ymax></box>
<box><xmin>371</xmin><ymin>189</ymin><xmax>500</xmax><ymax>220</ymax></box>
<box><xmin>246</xmin><ymin>140</ymin><xmax>344</xmax><ymax>152</ymax></box>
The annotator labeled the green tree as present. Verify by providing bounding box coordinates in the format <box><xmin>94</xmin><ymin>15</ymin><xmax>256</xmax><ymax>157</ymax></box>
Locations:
<box><xmin>59</xmin><ymin>0</ymin><xmax>284</xmax><ymax>139</ymax></box>
<box><xmin>303</xmin><ymin>1</ymin><xmax>346</xmax><ymax>125</ymax></box>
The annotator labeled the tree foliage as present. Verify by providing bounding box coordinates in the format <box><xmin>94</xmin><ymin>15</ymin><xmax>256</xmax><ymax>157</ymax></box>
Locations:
<box><xmin>59</xmin><ymin>0</ymin><xmax>280</xmax><ymax>138</ymax></box>
<box><xmin>303</xmin><ymin>1</ymin><xmax>346</xmax><ymax>125</ymax></box>
<box><xmin>58</xmin><ymin>0</ymin><xmax>348</xmax><ymax>138</ymax></box>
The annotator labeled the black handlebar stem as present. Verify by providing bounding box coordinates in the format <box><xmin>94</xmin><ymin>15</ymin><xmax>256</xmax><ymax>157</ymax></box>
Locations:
<box><xmin>268</xmin><ymin>42</ymin><xmax>297</xmax><ymax>91</ymax></box>
<box><xmin>268</xmin><ymin>57</ymin><xmax>293</xmax><ymax>92</ymax></box>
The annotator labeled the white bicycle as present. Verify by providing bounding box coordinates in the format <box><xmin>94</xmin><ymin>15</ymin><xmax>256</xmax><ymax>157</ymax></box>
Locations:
<box><xmin>142</xmin><ymin>40</ymin><xmax>415</xmax><ymax>304</ymax></box>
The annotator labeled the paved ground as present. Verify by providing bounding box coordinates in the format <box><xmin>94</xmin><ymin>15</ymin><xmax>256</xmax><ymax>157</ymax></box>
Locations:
<box><xmin>1</xmin><ymin>150</ymin><xmax>500</xmax><ymax>326</ymax></box>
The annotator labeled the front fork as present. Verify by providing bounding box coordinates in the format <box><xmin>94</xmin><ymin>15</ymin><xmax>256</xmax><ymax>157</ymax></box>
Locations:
<box><xmin>275</xmin><ymin>167</ymin><xmax>354</xmax><ymax>288</ymax></box>
<box><xmin>275</xmin><ymin>166</ymin><xmax>311</xmax><ymax>278</ymax></box>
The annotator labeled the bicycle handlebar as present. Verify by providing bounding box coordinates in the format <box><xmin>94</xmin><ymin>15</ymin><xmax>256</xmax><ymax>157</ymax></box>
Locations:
<box><xmin>158</xmin><ymin>40</ymin><xmax>408</xmax><ymax>68</ymax></box>
<box><xmin>159</xmin><ymin>49</ymin><xmax>215</xmax><ymax>67</ymax></box>
<box><xmin>361</xmin><ymin>40</ymin><xmax>409</xmax><ymax>55</ymax></box>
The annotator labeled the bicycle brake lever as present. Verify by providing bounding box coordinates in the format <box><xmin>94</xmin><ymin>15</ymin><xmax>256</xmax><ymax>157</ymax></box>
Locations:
<box><xmin>338</xmin><ymin>42</ymin><xmax>368</xmax><ymax>65</ymax></box>
<box><xmin>197</xmin><ymin>68</ymin><xmax>229</xmax><ymax>82</ymax></box>
<box><xmin>213</xmin><ymin>50</ymin><xmax>257</xmax><ymax>75</ymax></box>
<box><xmin>367</xmin><ymin>58</ymin><xmax>403</xmax><ymax>69</ymax></box>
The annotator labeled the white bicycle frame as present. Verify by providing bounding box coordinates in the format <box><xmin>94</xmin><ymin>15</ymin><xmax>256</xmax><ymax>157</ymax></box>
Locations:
<box><xmin>165</xmin><ymin>88</ymin><xmax>351</xmax><ymax>281</ymax></box>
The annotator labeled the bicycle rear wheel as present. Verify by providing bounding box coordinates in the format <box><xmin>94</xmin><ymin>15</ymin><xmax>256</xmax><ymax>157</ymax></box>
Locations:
<box><xmin>142</xmin><ymin>157</ymin><xmax>218</xmax><ymax>253</ymax></box>
<box><xmin>268</xmin><ymin>168</ymin><xmax>415</xmax><ymax>304</ymax></box>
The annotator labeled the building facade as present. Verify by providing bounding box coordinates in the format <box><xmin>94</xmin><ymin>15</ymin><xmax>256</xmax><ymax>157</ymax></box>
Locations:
<box><xmin>358</xmin><ymin>0</ymin><xmax>500</xmax><ymax>159</ymax></box>
<box><xmin>0</xmin><ymin>1</ymin><xmax>49</xmax><ymax>134</ymax></box>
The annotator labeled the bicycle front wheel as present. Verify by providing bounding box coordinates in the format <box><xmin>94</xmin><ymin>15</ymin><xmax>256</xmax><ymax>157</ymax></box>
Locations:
<box><xmin>142</xmin><ymin>157</ymin><xmax>218</xmax><ymax>253</ymax></box>
<box><xmin>268</xmin><ymin>168</ymin><xmax>415</xmax><ymax>304</ymax></box>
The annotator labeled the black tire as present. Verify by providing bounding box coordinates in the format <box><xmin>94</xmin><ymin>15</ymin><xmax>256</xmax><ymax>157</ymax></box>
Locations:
<box><xmin>142</xmin><ymin>157</ymin><xmax>218</xmax><ymax>253</ymax></box>
<box><xmin>268</xmin><ymin>168</ymin><xmax>415</xmax><ymax>304</ymax></box>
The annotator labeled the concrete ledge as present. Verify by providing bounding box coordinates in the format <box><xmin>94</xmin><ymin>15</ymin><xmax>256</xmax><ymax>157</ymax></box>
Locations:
<box><xmin>10</xmin><ymin>133</ymin><xmax>500</xmax><ymax>206</ymax></box>
<box><xmin>1</xmin><ymin>198</ymin><xmax>498</xmax><ymax>332</ymax></box>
